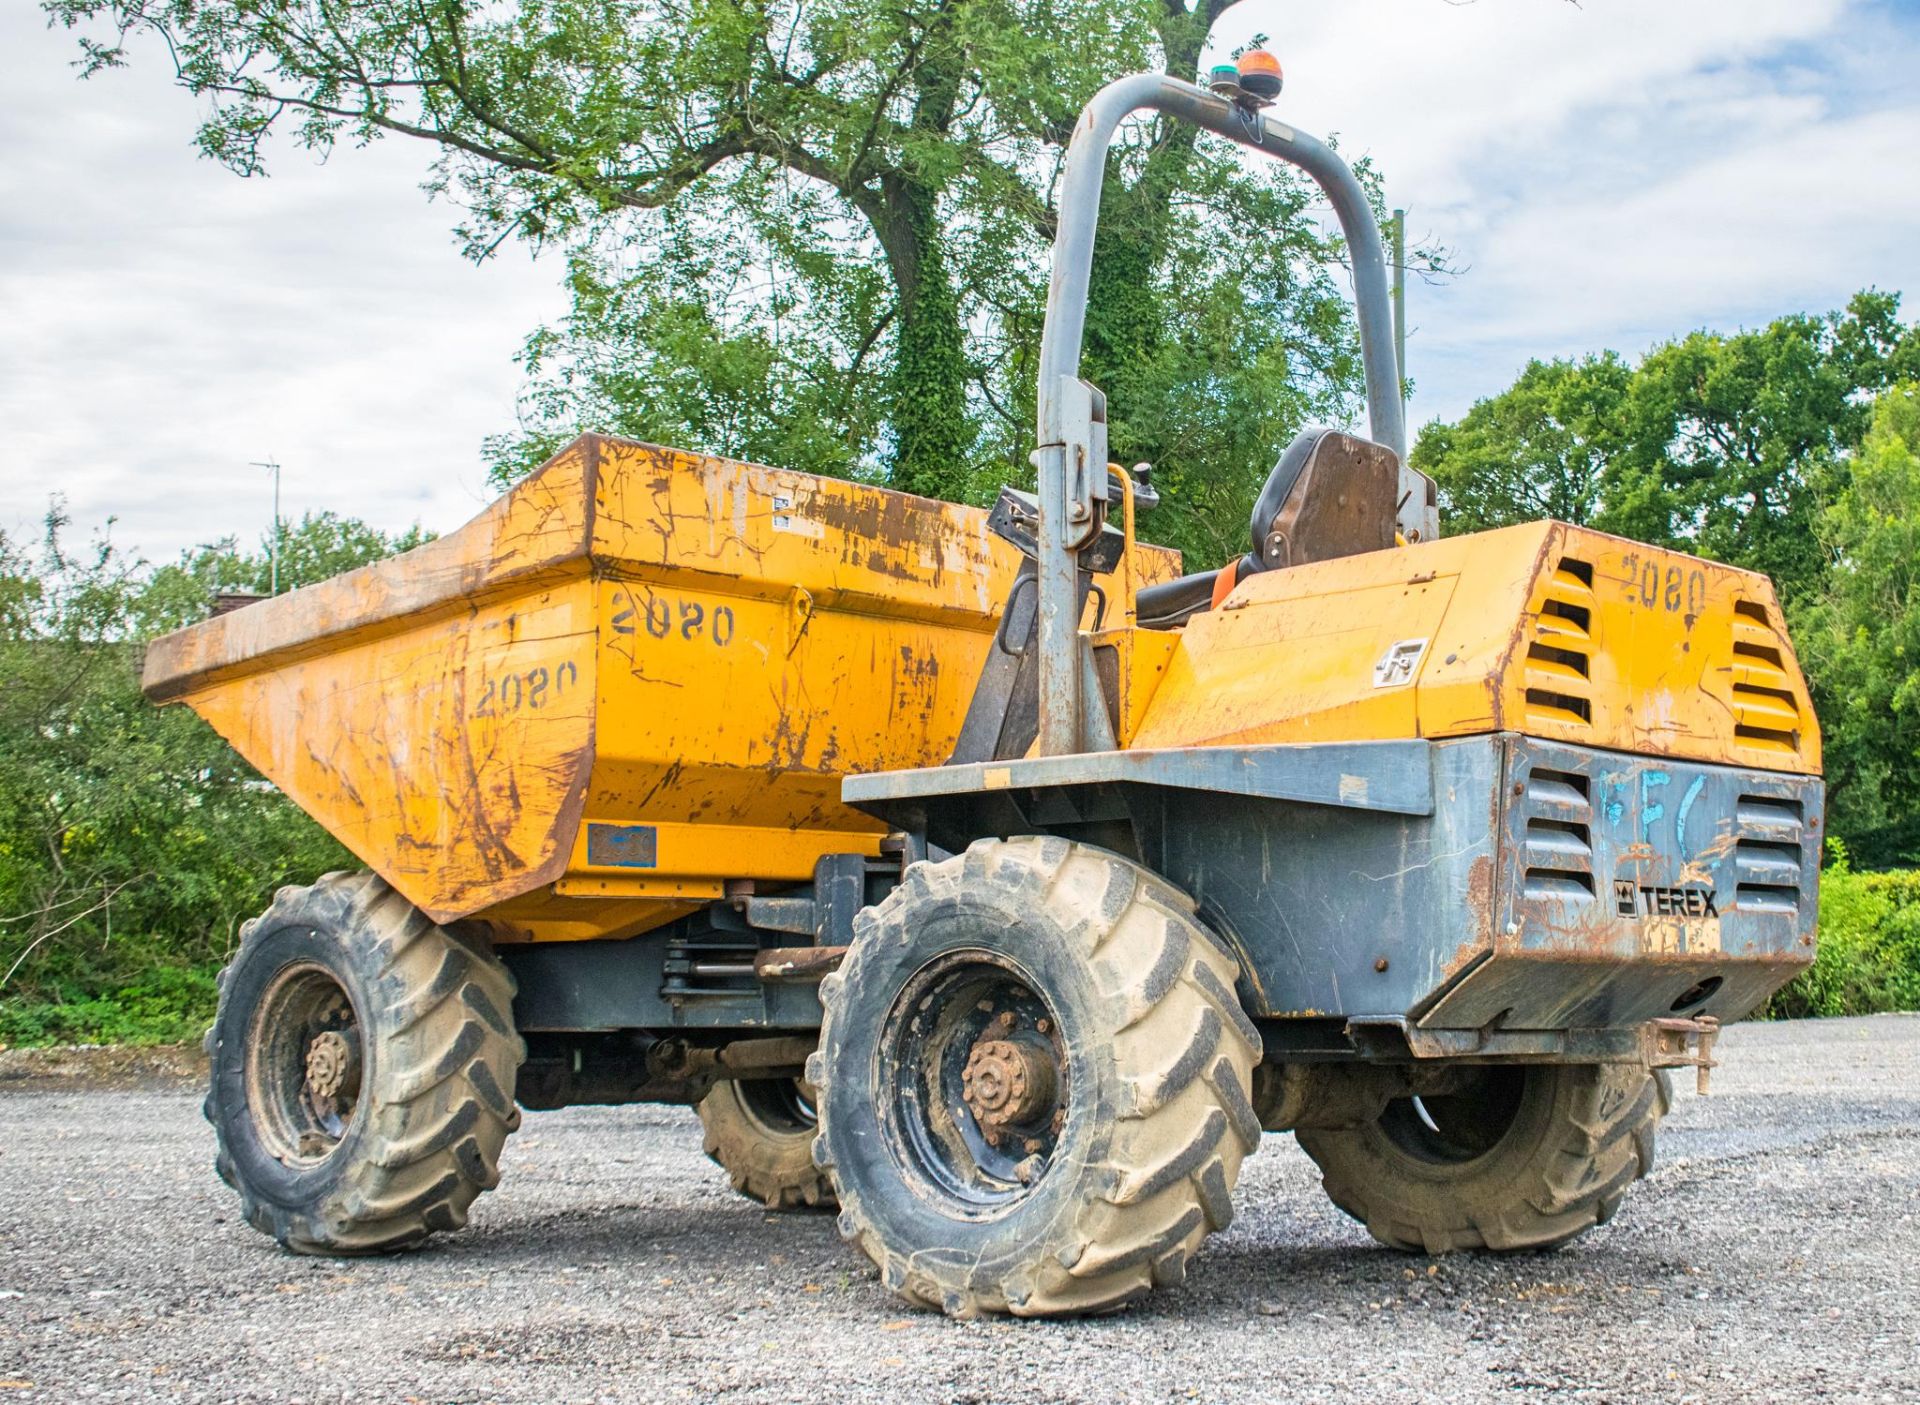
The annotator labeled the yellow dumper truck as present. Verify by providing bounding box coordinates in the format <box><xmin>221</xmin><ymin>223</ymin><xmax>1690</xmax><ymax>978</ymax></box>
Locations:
<box><xmin>144</xmin><ymin>65</ymin><xmax>1821</xmax><ymax>1318</ymax></box>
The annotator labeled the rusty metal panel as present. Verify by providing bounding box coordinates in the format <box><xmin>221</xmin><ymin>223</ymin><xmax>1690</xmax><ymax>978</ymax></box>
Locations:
<box><xmin>586</xmin><ymin>824</ymin><xmax>658</xmax><ymax>868</ymax></box>
<box><xmin>1417</xmin><ymin>738</ymin><xmax>1822</xmax><ymax>1031</ymax></box>
<box><xmin>1131</xmin><ymin>550</ymin><xmax>1466</xmax><ymax>753</ymax></box>
<box><xmin>843</xmin><ymin>738</ymin><xmax>1435</xmax><ymax>816</ymax></box>
<box><xmin>1476</xmin><ymin>527</ymin><xmax>1821</xmax><ymax>775</ymax></box>
<box><xmin>1127</xmin><ymin>520</ymin><xmax>1821</xmax><ymax>776</ymax></box>
<box><xmin>142</xmin><ymin>440</ymin><xmax>608</xmax><ymax>924</ymax></box>
<box><xmin>177</xmin><ymin>579</ymin><xmax>599</xmax><ymax>924</ymax></box>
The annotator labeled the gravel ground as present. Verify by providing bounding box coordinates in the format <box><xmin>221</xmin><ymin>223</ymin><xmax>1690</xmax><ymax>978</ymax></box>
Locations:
<box><xmin>1</xmin><ymin>1015</ymin><xmax>1916</xmax><ymax>1404</ymax></box>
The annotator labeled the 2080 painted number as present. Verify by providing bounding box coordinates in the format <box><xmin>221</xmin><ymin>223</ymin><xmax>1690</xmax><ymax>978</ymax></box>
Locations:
<box><xmin>473</xmin><ymin>660</ymin><xmax>579</xmax><ymax>717</ymax></box>
<box><xmin>611</xmin><ymin>590</ymin><xmax>735</xmax><ymax>646</ymax></box>
<box><xmin>1619</xmin><ymin>553</ymin><xmax>1706</xmax><ymax>618</ymax></box>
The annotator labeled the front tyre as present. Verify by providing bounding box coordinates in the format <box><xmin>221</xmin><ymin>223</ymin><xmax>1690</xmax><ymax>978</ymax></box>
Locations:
<box><xmin>812</xmin><ymin>837</ymin><xmax>1262</xmax><ymax>1319</ymax></box>
<box><xmin>1295</xmin><ymin>1063</ymin><xmax>1670</xmax><ymax>1254</ymax></box>
<box><xmin>204</xmin><ymin>872</ymin><xmax>524</xmax><ymax>1254</ymax></box>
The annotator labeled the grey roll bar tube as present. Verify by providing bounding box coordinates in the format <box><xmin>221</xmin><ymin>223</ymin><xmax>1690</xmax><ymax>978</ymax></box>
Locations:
<box><xmin>1030</xmin><ymin>71</ymin><xmax>1429</xmax><ymax>756</ymax></box>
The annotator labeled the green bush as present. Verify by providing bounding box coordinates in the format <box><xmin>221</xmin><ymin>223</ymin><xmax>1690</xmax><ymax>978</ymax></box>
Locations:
<box><xmin>1767</xmin><ymin>848</ymin><xmax>1920</xmax><ymax>1018</ymax></box>
<box><xmin>0</xmin><ymin>961</ymin><xmax>219</xmax><ymax>1047</ymax></box>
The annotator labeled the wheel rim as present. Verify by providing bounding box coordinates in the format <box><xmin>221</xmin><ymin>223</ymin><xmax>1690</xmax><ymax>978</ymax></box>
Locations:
<box><xmin>1378</xmin><ymin>1066</ymin><xmax>1528</xmax><ymax>1165</ymax></box>
<box><xmin>879</xmin><ymin>949</ymin><xmax>1068</xmax><ymax>1215</ymax></box>
<box><xmin>245</xmin><ymin>961</ymin><xmax>364</xmax><ymax>1167</ymax></box>
<box><xmin>736</xmin><ymin>1078</ymin><xmax>818</xmax><ymax>1136</ymax></box>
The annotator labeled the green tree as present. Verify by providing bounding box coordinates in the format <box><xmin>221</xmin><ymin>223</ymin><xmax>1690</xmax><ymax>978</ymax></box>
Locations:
<box><xmin>49</xmin><ymin>0</ymin><xmax>1393</xmax><ymax>565</ymax></box>
<box><xmin>1411</xmin><ymin>353</ymin><xmax>1632</xmax><ymax>534</ymax></box>
<box><xmin>1627</xmin><ymin>296</ymin><xmax>1910</xmax><ymax>602</ymax></box>
<box><xmin>1790</xmin><ymin>385</ymin><xmax>1920</xmax><ymax>867</ymax></box>
<box><xmin>136</xmin><ymin>511</ymin><xmax>435</xmax><ymax>633</ymax></box>
<box><xmin>0</xmin><ymin>508</ymin><xmax>425</xmax><ymax>1045</ymax></box>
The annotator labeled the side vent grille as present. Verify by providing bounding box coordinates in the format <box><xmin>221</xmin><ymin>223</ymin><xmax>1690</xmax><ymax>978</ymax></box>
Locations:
<box><xmin>1522</xmin><ymin>767</ymin><xmax>1594</xmax><ymax>900</ymax></box>
<box><xmin>1730</xmin><ymin>601</ymin><xmax>1804</xmax><ymax>759</ymax></box>
<box><xmin>1525</xmin><ymin>558</ymin><xmax>1595</xmax><ymax>729</ymax></box>
<box><xmin>1734</xmin><ymin>793</ymin><xmax>1805</xmax><ymax>913</ymax></box>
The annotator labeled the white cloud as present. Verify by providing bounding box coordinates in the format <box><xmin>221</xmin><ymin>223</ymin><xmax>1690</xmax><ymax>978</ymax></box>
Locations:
<box><xmin>1219</xmin><ymin>0</ymin><xmax>1855</xmax><ymax>203</ymax></box>
<box><xmin>1462</xmin><ymin>106</ymin><xmax>1920</xmax><ymax>344</ymax></box>
<box><xmin>1216</xmin><ymin>0</ymin><xmax>1919</xmax><ymax>428</ymax></box>
<box><xmin>2</xmin><ymin>0</ymin><xmax>1915</xmax><ymax>565</ymax></box>
<box><xmin>0</xmin><ymin>8</ymin><xmax>563</xmax><ymax>564</ymax></box>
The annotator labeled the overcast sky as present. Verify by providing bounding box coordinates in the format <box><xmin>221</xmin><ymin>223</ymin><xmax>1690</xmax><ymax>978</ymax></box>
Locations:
<box><xmin>5</xmin><ymin>0</ymin><xmax>1918</xmax><ymax>565</ymax></box>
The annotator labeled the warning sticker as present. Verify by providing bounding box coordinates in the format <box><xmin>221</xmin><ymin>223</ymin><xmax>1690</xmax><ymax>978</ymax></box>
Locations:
<box><xmin>769</xmin><ymin>492</ymin><xmax>824</xmax><ymax>538</ymax></box>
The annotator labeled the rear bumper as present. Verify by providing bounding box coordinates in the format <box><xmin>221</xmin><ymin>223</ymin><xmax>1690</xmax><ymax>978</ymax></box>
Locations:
<box><xmin>1418</xmin><ymin>737</ymin><xmax>1821</xmax><ymax>1032</ymax></box>
<box><xmin>1137</xmin><ymin>733</ymin><xmax>1820</xmax><ymax>1038</ymax></box>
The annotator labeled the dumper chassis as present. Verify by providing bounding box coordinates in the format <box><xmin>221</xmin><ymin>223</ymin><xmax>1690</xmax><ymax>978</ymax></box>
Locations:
<box><xmin>152</xmin><ymin>63</ymin><xmax>1823</xmax><ymax>1318</ymax></box>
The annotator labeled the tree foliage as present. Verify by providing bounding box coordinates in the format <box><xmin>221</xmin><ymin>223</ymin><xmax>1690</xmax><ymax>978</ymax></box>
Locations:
<box><xmin>0</xmin><ymin>510</ymin><xmax>426</xmax><ymax>1045</ymax></box>
<box><xmin>1407</xmin><ymin>353</ymin><xmax>1632</xmax><ymax>534</ymax></box>
<box><xmin>48</xmin><ymin>0</ymin><xmax>1408</xmax><ymax>566</ymax></box>
<box><xmin>1791</xmin><ymin>385</ymin><xmax>1920</xmax><ymax>865</ymax></box>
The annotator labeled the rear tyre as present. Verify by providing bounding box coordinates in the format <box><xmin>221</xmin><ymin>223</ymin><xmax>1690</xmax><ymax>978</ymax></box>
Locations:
<box><xmin>1295</xmin><ymin>1063</ymin><xmax>1671</xmax><ymax>1254</ymax></box>
<box><xmin>812</xmin><ymin>837</ymin><xmax>1262</xmax><ymax>1318</ymax></box>
<box><xmin>204</xmin><ymin>872</ymin><xmax>524</xmax><ymax>1254</ymax></box>
<box><xmin>697</xmin><ymin>1077</ymin><xmax>836</xmax><ymax>1210</ymax></box>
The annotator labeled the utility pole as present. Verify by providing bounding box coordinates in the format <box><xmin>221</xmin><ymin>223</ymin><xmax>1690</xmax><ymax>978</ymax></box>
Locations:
<box><xmin>252</xmin><ymin>459</ymin><xmax>282</xmax><ymax>595</ymax></box>
<box><xmin>1390</xmin><ymin>208</ymin><xmax>1407</xmax><ymax>410</ymax></box>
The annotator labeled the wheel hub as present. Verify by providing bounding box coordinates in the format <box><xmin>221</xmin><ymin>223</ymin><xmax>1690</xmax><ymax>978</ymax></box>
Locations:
<box><xmin>304</xmin><ymin>1028</ymin><xmax>361</xmax><ymax>1105</ymax></box>
<box><xmin>246</xmin><ymin>963</ymin><xmax>365</xmax><ymax>1167</ymax></box>
<box><xmin>883</xmin><ymin>952</ymin><xmax>1069</xmax><ymax>1209</ymax></box>
<box><xmin>962</xmin><ymin>1017</ymin><xmax>1057</xmax><ymax>1147</ymax></box>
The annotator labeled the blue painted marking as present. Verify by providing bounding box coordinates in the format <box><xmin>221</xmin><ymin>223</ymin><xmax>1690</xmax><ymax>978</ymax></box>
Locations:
<box><xmin>1640</xmin><ymin>770</ymin><xmax>1670</xmax><ymax>844</ymax></box>
<box><xmin>1675</xmin><ymin>774</ymin><xmax>1705</xmax><ymax>852</ymax></box>
<box><xmin>1601</xmin><ymin>773</ymin><xmax>1627</xmax><ymax>827</ymax></box>
<box><xmin>586</xmin><ymin>823</ymin><xmax>658</xmax><ymax>868</ymax></box>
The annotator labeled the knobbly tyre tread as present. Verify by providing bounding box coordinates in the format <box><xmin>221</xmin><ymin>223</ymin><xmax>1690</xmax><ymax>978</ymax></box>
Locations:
<box><xmin>696</xmin><ymin>1079</ymin><xmax>836</xmax><ymax>1211</ymax></box>
<box><xmin>1296</xmin><ymin>1064</ymin><xmax>1672</xmax><ymax>1255</ymax></box>
<box><xmin>812</xmin><ymin>836</ymin><xmax>1262</xmax><ymax>1318</ymax></box>
<box><xmin>205</xmin><ymin>872</ymin><xmax>524</xmax><ymax>1254</ymax></box>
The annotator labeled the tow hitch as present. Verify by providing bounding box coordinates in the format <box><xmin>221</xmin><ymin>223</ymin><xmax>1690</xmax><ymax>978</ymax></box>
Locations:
<box><xmin>1646</xmin><ymin>1015</ymin><xmax>1721</xmax><ymax>1095</ymax></box>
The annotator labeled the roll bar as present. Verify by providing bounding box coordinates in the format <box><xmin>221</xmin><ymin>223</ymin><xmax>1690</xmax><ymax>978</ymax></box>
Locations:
<box><xmin>1030</xmin><ymin>72</ymin><xmax>1431</xmax><ymax>755</ymax></box>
